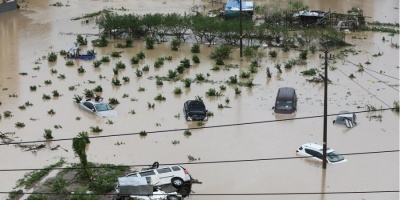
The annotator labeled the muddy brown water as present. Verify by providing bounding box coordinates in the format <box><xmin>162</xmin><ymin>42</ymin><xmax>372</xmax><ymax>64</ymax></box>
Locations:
<box><xmin>0</xmin><ymin>0</ymin><xmax>399</xmax><ymax>200</ymax></box>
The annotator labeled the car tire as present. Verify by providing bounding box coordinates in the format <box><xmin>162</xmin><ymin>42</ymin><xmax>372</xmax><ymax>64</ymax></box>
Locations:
<box><xmin>166</xmin><ymin>195</ymin><xmax>181</xmax><ymax>200</ymax></box>
<box><xmin>179</xmin><ymin>187</ymin><xmax>190</xmax><ymax>197</ymax></box>
<box><xmin>171</xmin><ymin>177</ymin><xmax>184</xmax><ymax>188</ymax></box>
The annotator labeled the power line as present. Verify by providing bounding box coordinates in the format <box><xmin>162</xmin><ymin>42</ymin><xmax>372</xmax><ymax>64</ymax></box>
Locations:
<box><xmin>343</xmin><ymin>58</ymin><xmax>399</xmax><ymax>80</ymax></box>
<box><xmin>343</xmin><ymin>58</ymin><xmax>399</xmax><ymax>92</ymax></box>
<box><xmin>335</xmin><ymin>67</ymin><xmax>392</xmax><ymax>108</ymax></box>
<box><xmin>0</xmin><ymin>108</ymin><xmax>394</xmax><ymax>146</ymax></box>
<box><xmin>0</xmin><ymin>190</ymin><xmax>398</xmax><ymax>196</ymax></box>
<box><xmin>0</xmin><ymin>149</ymin><xmax>397</xmax><ymax>172</ymax></box>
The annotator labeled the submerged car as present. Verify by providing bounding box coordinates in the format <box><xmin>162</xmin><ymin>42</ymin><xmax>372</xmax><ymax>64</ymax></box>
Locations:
<box><xmin>273</xmin><ymin>87</ymin><xmax>297</xmax><ymax>114</ymax></box>
<box><xmin>296</xmin><ymin>143</ymin><xmax>347</xmax><ymax>164</ymax></box>
<box><xmin>183</xmin><ymin>100</ymin><xmax>208</xmax><ymax>121</ymax></box>
<box><xmin>78</xmin><ymin>99</ymin><xmax>118</xmax><ymax>117</ymax></box>
<box><xmin>125</xmin><ymin>165</ymin><xmax>193</xmax><ymax>197</ymax></box>
<box><xmin>333</xmin><ymin>111</ymin><xmax>357</xmax><ymax>128</ymax></box>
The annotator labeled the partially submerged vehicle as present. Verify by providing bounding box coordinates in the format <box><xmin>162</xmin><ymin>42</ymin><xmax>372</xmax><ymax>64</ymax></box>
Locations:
<box><xmin>183</xmin><ymin>100</ymin><xmax>208</xmax><ymax>121</ymax></box>
<box><xmin>292</xmin><ymin>10</ymin><xmax>328</xmax><ymax>25</ymax></box>
<box><xmin>333</xmin><ymin>111</ymin><xmax>357</xmax><ymax>128</ymax></box>
<box><xmin>296</xmin><ymin>143</ymin><xmax>347</xmax><ymax>164</ymax></box>
<box><xmin>273</xmin><ymin>87</ymin><xmax>297</xmax><ymax>114</ymax></box>
<box><xmin>78</xmin><ymin>99</ymin><xmax>118</xmax><ymax>118</ymax></box>
<box><xmin>66</xmin><ymin>46</ymin><xmax>96</xmax><ymax>60</ymax></box>
<box><xmin>114</xmin><ymin>177</ymin><xmax>182</xmax><ymax>200</ymax></box>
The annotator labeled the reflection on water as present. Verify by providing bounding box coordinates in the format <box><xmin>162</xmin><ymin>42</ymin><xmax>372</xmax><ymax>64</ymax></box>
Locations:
<box><xmin>0</xmin><ymin>0</ymin><xmax>399</xmax><ymax>200</ymax></box>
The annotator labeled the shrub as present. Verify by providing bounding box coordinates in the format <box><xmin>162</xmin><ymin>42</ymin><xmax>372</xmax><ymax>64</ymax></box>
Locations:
<box><xmin>180</xmin><ymin>58</ymin><xmax>191</xmax><ymax>68</ymax></box>
<box><xmin>183</xmin><ymin>78</ymin><xmax>191</xmax><ymax>87</ymax></box>
<box><xmin>156</xmin><ymin>79</ymin><xmax>163</xmax><ymax>86</ymax></box>
<box><xmin>122</xmin><ymin>76</ymin><xmax>130</xmax><ymax>82</ymax></box>
<box><xmin>154</xmin><ymin>93</ymin><xmax>166</xmax><ymax>101</ymax></box>
<box><xmin>90</xmin><ymin>126</ymin><xmax>103</xmax><ymax>132</ymax></box>
<box><xmin>234</xmin><ymin>87</ymin><xmax>241</xmax><ymax>95</ymax></box>
<box><xmin>145</xmin><ymin>36</ymin><xmax>155</xmax><ymax>49</ymax></box>
<box><xmin>299</xmin><ymin>50</ymin><xmax>308</xmax><ymax>60</ymax></box>
<box><xmin>266</xmin><ymin>67</ymin><xmax>272</xmax><ymax>78</ymax></box>
<box><xmin>220</xmin><ymin>85</ymin><xmax>226</xmax><ymax>90</ymax></box>
<box><xmin>183</xmin><ymin>130</ymin><xmax>192</xmax><ymax>137</ymax></box>
<box><xmin>137</xmin><ymin>51</ymin><xmax>145</xmax><ymax>59</ymax></box>
<box><xmin>30</xmin><ymin>85</ymin><xmax>37</xmax><ymax>91</ymax></box>
<box><xmin>110</xmin><ymin>51</ymin><xmax>122</xmax><ymax>57</ymax></box>
<box><xmin>52</xmin><ymin>90</ymin><xmax>60</xmax><ymax>97</ymax></box>
<box><xmin>139</xmin><ymin>130</ymin><xmax>147</xmax><ymax>137</ymax></box>
<box><xmin>73</xmin><ymin>95</ymin><xmax>83</xmax><ymax>103</ymax></box>
<box><xmin>93</xmin><ymin>60</ymin><xmax>101</xmax><ymax>68</ymax></box>
<box><xmin>191</xmin><ymin>43</ymin><xmax>200</xmax><ymax>53</ymax></box>
<box><xmin>84</xmin><ymin>89</ymin><xmax>94</xmax><ymax>98</ymax></box>
<box><xmin>42</xmin><ymin>94</ymin><xmax>51</xmax><ymax>100</ymax></box>
<box><xmin>229</xmin><ymin>75</ymin><xmax>238</xmax><ymax>84</ymax></box>
<box><xmin>142</xmin><ymin>65</ymin><xmax>149</xmax><ymax>71</ymax></box>
<box><xmin>115</xmin><ymin>61</ymin><xmax>126</xmax><ymax>69</ymax></box>
<box><xmin>244</xmin><ymin>46</ymin><xmax>256</xmax><ymax>57</ymax></box>
<box><xmin>47</xmin><ymin>52</ymin><xmax>57</xmax><ymax>62</ymax></box>
<box><xmin>15</xmin><ymin>122</ymin><xmax>25</xmax><ymax>127</ymax></box>
<box><xmin>268</xmin><ymin>50</ymin><xmax>277</xmax><ymax>57</ymax></box>
<box><xmin>77</xmin><ymin>66</ymin><xmax>85</xmax><ymax>73</ymax></box>
<box><xmin>135</xmin><ymin>69</ymin><xmax>143</xmax><ymax>77</ymax></box>
<box><xmin>100</xmin><ymin>56</ymin><xmax>110</xmax><ymax>62</ymax></box>
<box><xmin>196</xmin><ymin>73</ymin><xmax>205</xmax><ymax>81</ymax></box>
<box><xmin>176</xmin><ymin>65</ymin><xmax>185</xmax><ymax>74</ymax></box>
<box><xmin>206</xmin><ymin>88</ymin><xmax>222</xmax><ymax>96</ymax></box>
<box><xmin>125</xmin><ymin>36</ymin><xmax>133</xmax><ymax>47</ymax></box>
<box><xmin>92</xmin><ymin>35</ymin><xmax>109</xmax><ymax>47</ymax></box>
<box><xmin>211</xmin><ymin>65</ymin><xmax>220</xmax><ymax>71</ymax></box>
<box><xmin>275</xmin><ymin>63</ymin><xmax>282</xmax><ymax>73</ymax></box>
<box><xmin>59</xmin><ymin>50</ymin><xmax>67</xmax><ymax>56</ymax></box>
<box><xmin>111</xmin><ymin>78</ymin><xmax>121</xmax><ymax>86</ymax></box>
<box><xmin>44</xmin><ymin>80</ymin><xmax>52</xmax><ymax>85</ymax></box>
<box><xmin>130</xmin><ymin>56</ymin><xmax>139</xmax><ymax>64</ymax></box>
<box><xmin>167</xmin><ymin>69</ymin><xmax>177</xmax><ymax>79</ymax></box>
<box><xmin>43</xmin><ymin>129</ymin><xmax>53</xmax><ymax>139</ymax></box>
<box><xmin>171</xmin><ymin>38</ymin><xmax>181</xmax><ymax>51</ymax></box>
<box><xmin>108</xmin><ymin>98</ymin><xmax>120</xmax><ymax>105</ymax></box>
<box><xmin>215</xmin><ymin>58</ymin><xmax>224</xmax><ymax>65</ymax></box>
<box><xmin>93</xmin><ymin>85</ymin><xmax>102</xmax><ymax>92</ymax></box>
<box><xmin>48</xmin><ymin>109</ymin><xmax>56</xmax><ymax>115</ymax></box>
<box><xmin>66</xmin><ymin>60</ymin><xmax>74</xmax><ymax>66</ymax></box>
<box><xmin>210</xmin><ymin>45</ymin><xmax>232</xmax><ymax>60</ymax></box>
<box><xmin>192</xmin><ymin>55</ymin><xmax>200</xmax><ymax>63</ymax></box>
<box><xmin>300</xmin><ymin>68</ymin><xmax>318</xmax><ymax>76</ymax></box>
<box><xmin>240</xmin><ymin>71</ymin><xmax>251</xmax><ymax>78</ymax></box>
<box><xmin>76</xmin><ymin>34</ymin><xmax>87</xmax><ymax>45</ymax></box>
<box><xmin>173</xmin><ymin>87</ymin><xmax>182</xmax><ymax>94</ymax></box>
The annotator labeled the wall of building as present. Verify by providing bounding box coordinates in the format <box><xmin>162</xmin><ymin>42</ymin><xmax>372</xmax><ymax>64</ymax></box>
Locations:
<box><xmin>0</xmin><ymin>0</ymin><xmax>18</xmax><ymax>14</ymax></box>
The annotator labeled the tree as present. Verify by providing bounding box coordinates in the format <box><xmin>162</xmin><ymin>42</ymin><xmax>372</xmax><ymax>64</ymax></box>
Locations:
<box><xmin>72</xmin><ymin>132</ymin><xmax>91</xmax><ymax>179</ymax></box>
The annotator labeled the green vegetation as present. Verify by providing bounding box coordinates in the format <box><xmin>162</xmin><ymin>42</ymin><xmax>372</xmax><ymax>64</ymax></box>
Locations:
<box><xmin>43</xmin><ymin>129</ymin><xmax>53</xmax><ymax>139</ymax></box>
<box><xmin>191</xmin><ymin>43</ymin><xmax>200</xmax><ymax>53</ymax></box>
<box><xmin>47</xmin><ymin>52</ymin><xmax>57</xmax><ymax>62</ymax></box>
<box><xmin>154</xmin><ymin>93</ymin><xmax>166</xmax><ymax>101</ymax></box>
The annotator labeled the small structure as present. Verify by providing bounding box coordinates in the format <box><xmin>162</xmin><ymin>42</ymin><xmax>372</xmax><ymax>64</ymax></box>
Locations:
<box><xmin>0</xmin><ymin>0</ymin><xmax>17</xmax><ymax>14</ymax></box>
<box><xmin>292</xmin><ymin>10</ymin><xmax>329</xmax><ymax>25</ymax></box>
<box><xmin>223</xmin><ymin>0</ymin><xmax>254</xmax><ymax>19</ymax></box>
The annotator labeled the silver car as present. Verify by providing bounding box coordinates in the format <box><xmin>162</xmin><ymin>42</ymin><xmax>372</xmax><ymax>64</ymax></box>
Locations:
<box><xmin>79</xmin><ymin>99</ymin><xmax>118</xmax><ymax>117</ymax></box>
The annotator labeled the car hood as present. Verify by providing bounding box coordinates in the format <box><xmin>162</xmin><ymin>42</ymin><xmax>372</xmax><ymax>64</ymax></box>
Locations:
<box><xmin>97</xmin><ymin>110</ymin><xmax>118</xmax><ymax>117</ymax></box>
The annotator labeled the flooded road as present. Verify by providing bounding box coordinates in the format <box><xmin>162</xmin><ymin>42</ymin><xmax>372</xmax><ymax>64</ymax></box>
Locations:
<box><xmin>0</xmin><ymin>0</ymin><xmax>399</xmax><ymax>200</ymax></box>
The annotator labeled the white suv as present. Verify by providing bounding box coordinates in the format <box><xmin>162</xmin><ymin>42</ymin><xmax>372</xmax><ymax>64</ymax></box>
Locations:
<box><xmin>296</xmin><ymin>143</ymin><xmax>347</xmax><ymax>164</ymax></box>
<box><xmin>125</xmin><ymin>165</ymin><xmax>193</xmax><ymax>197</ymax></box>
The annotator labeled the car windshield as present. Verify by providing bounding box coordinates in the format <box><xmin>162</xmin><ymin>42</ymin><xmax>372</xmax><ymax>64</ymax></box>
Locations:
<box><xmin>327</xmin><ymin>151</ymin><xmax>345</xmax><ymax>162</ymax></box>
<box><xmin>188</xmin><ymin>101</ymin><xmax>205</xmax><ymax>110</ymax></box>
<box><xmin>95</xmin><ymin>103</ymin><xmax>112</xmax><ymax>112</ymax></box>
<box><xmin>276</xmin><ymin>100</ymin><xmax>293</xmax><ymax>110</ymax></box>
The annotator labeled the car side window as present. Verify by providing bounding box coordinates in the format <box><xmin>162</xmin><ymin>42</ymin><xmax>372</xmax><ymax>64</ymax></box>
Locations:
<box><xmin>83</xmin><ymin>102</ymin><xmax>94</xmax><ymax>110</ymax></box>
<box><xmin>171</xmin><ymin>166</ymin><xmax>181</xmax><ymax>171</ymax></box>
<box><xmin>139</xmin><ymin>170</ymin><xmax>156</xmax><ymax>177</ymax></box>
<box><xmin>157</xmin><ymin>168</ymin><xmax>172</xmax><ymax>174</ymax></box>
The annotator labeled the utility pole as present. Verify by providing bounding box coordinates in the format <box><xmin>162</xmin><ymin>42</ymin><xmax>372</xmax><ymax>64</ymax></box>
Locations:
<box><xmin>321</xmin><ymin>42</ymin><xmax>329</xmax><ymax>169</ymax></box>
<box><xmin>239</xmin><ymin>0</ymin><xmax>243</xmax><ymax>57</ymax></box>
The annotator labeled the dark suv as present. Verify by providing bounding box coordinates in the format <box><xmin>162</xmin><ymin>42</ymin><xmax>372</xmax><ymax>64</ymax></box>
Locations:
<box><xmin>183</xmin><ymin>100</ymin><xmax>208</xmax><ymax>121</ymax></box>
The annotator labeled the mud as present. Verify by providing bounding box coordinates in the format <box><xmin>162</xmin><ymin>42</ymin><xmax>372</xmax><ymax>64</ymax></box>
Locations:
<box><xmin>0</xmin><ymin>0</ymin><xmax>399</xmax><ymax>200</ymax></box>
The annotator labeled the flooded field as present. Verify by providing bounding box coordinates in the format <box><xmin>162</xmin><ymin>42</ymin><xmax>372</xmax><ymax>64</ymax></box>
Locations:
<box><xmin>0</xmin><ymin>0</ymin><xmax>399</xmax><ymax>200</ymax></box>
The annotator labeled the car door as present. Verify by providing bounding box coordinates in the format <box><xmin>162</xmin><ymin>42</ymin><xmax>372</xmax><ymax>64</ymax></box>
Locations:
<box><xmin>83</xmin><ymin>102</ymin><xmax>95</xmax><ymax>112</ymax></box>
<box><xmin>156</xmin><ymin>167</ymin><xmax>174</xmax><ymax>185</ymax></box>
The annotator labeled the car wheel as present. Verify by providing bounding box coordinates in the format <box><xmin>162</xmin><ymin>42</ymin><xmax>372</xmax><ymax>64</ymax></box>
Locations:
<box><xmin>166</xmin><ymin>195</ymin><xmax>181</xmax><ymax>200</ymax></box>
<box><xmin>179</xmin><ymin>187</ymin><xmax>190</xmax><ymax>197</ymax></box>
<box><xmin>171</xmin><ymin>177</ymin><xmax>184</xmax><ymax>188</ymax></box>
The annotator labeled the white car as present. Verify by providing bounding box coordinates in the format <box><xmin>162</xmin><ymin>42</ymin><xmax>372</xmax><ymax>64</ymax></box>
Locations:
<box><xmin>125</xmin><ymin>165</ymin><xmax>193</xmax><ymax>197</ymax></box>
<box><xmin>333</xmin><ymin>111</ymin><xmax>357</xmax><ymax>128</ymax></box>
<box><xmin>296</xmin><ymin>143</ymin><xmax>347</xmax><ymax>164</ymax></box>
<box><xmin>78</xmin><ymin>99</ymin><xmax>118</xmax><ymax>117</ymax></box>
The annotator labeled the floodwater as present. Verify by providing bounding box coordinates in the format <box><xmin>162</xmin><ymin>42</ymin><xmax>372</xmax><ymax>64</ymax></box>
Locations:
<box><xmin>0</xmin><ymin>0</ymin><xmax>399</xmax><ymax>200</ymax></box>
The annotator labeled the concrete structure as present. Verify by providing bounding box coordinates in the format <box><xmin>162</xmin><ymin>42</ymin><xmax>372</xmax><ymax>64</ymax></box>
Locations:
<box><xmin>0</xmin><ymin>0</ymin><xmax>17</xmax><ymax>14</ymax></box>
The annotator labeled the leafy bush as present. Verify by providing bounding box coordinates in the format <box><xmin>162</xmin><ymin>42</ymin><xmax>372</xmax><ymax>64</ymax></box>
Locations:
<box><xmin>167</xmin><ymin>69</ymin><xmax>177</xmax><ymax>79</ymax></box>
<box><xmin>173</xmin><ymin>87</ymin><xmax>182</xmax><ymax>94</ymax></box>
<box><xmin>66</xmin><ymin>60</ymin><xmax>74</xmax><ymax>66</ymax></box>
<box><xmin>93</xmin><ymin>60</ymin><xmax>101</xmax><ymax>68</ymax></box>
<box><xmin>229</xmin><ymin>75</ymin><xmax>238</xmax><ymax>84</ymax></box>
<box><xmin>130</xmin><ymin>56</ymin><xmax>139</xmax><ymax>64</ymax></box>
<box><xmin>171</xmin><ymin>38</ymin><xmax>181</xmax><ymax>51</ymax></box>
<box><xmin>183</xmin><ymin>78</ymin><xmax>191</xmax><ymax>87</ymax></box>
<box><xmin>268</xmin><ymin>50</ymin><xmax>277</xmax><ymax>58</ymax></box>
<box><xmin>210</xmin><ymin>45</ymin><xmax>232</xmax><ymax>60</ymax></box>
<box><xmin>47</xmin><ymin>52</ymin><xmax>57</xmax><ymax>62</ymax></box>
<box><xmin>137</xmin><ymin>51</ymin><xmax>145</xmax><ymax>59</ymax></box>
<box><xmin>196</xmin><ymin>73</ymin><xmax>205</xmax><ymax>81</ymax></box>
<box><xmin>154</xmin><ymin>93</ymin><xmax>166</xmax><ymax>101</ymax></box>
<box><xmin>76</xmin><ymin>34</ymin><xmax>87</xmax><ymax>45</ymax></box>
<box><xmin>100</xmin><ymin>56</ymin><xmax>110</xmax><ymax>62</ymax></box>
<box><xmin>192</xmin><ymin>55</ymin><xmax>200</xmax><ymax>63</ymax></box>
<box><xmin>110</xmin><ymin>51</ymin><xmax>122</xmax><ymax>57</ymax></box>
<box><xmin>299</xmin><ymin>50</ymin><xmax>308</xmax><ymax>60</ymax></box>
<box><xmin>115</xmin><ymin>61</ymin><xmax>126</xmax><ymax>69</ymax></box>
<box><xmin>43</xmin><ymin>129</ymin><xmax>53</xmax><ymax>139</ymax></box>
<box><xmin>145</xmin><ymin>36</ymin><xmax>155</xmax><ymax>49</ymax></box>
<box><xmin>191</xmin><ymin>43</ymin><xmax>200</xmax><ymax>53</ymax></box>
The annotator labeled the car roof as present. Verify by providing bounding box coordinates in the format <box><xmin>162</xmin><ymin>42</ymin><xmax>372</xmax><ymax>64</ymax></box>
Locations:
<box><xmin>84</xmin><ymin>99</ymin><xmax>107</xmax><ymax>105</ymax></box>
<box><xmin>277</xmin><ymin>87</ymin><xmax>296</xmax><ymax>100</ymax></box>
<box><xmin>302</xmin><ymin>143</ymin><xmax>333</xmax><ymax>152</ymax></box>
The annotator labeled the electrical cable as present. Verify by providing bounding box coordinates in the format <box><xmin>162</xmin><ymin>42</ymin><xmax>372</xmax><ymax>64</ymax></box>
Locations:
<box><xmin>344</xmin><ymin>58</ymin><xmax>400</xmax><ymax>81</ymax></box>
<box><xmin>343</xmin><ymin>58</ymin><xmax>399</xmax><ymax>92</ymax></box>
<box><xmin>0</xmin><ymin>149</ymin><xmax>397</xmax><ymax>172</ymax></box>
<box><xmin>335</xmin><ymin>67</ymin><xmax>392</xmax><ymax>108</ymax></box>
<box><xmin>0</xmin><ymin>108</ymin><xmax>393</xmax><ymax>146</ymax></box>
<box><xmin>0</xmin><ymin>190</ymin><xmax>398</xmax><ymax>196</ymax></box>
